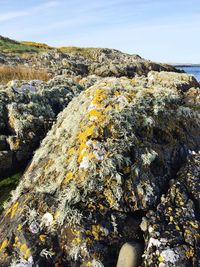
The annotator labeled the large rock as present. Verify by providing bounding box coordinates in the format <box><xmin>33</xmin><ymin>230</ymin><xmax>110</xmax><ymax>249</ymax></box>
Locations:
<box><xmin>142</xmin><ymin>152</ymin><xmax>200</xmax><ymax>267</ymax></box>
<box><xmin>0</xmin><ymin>76</ymin><xmax>83</xmax><ymax>177</ymax></box>
<box><xmin>0</xmin><ymin>74</ymin><xmax>199</xmax><ymax>266</ymax></box>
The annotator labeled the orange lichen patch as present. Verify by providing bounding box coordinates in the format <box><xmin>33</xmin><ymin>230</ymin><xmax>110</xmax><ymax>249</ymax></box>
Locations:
<box><xmin>24</xmin><ymin>248</ymin><xmax>31</xmax><ymax>260</ymax></box>
<box><xmin>87</xmin><ymin>261</ymin><xmax>92</xmax><ymax>267</ymax></box>
<box><xmin>67</xmin><ymin>147</ymin><xmax>76</xmax><ymax>157</ymax></box>
<box><xmin>73</xmin><ymin>237</ymin><xmax>82</xmax><ymax>245</ymax></box>
<box><xmin>88</xmin><ymin>109</ymin><xmax>105</xmax><ymax>122</ymax></box>
<box><xmin>0</xmin><ymin>239</ymin><xmax>8</xmax><ymax>252</ymax></box>
<box><xmin>20</xmin><ymin>243</ymin><xmax>27</xmax><ymax>251</ymax></box>
<box><xmin>103</xmin><ymin>188</ymin><xmax>115</xmax><ymax>207</ymax></box>
<box><xmin>11</xmin><ymin>202</ymin><xmax>19</xmax><ymax>219</ymax></box>
<box><xmin>91</xmin><ymin>88</ymin><xmax>107</xmax><ymax>108</ymax></box>
<box><xmin>17</xmin><ymin>224</ymin><xmax>22</xmax><ymax>231</ymax></box>
<box><xmin>186</xmin><ymin>247</ymin><xmax>194</xmax><ymax>259</ymax></box>
<box><xmin>5</xmin><ymin>202</ymin><xmax>19</xmax><ymax>219</ymax></box>
<box><xmin>188</xmin><ymin>221</ymin><xmax>199</xmax><ymax>229</ymax></box>
<box><xmin>19</xmin><ymin>243</ymin><xmax>31</xmax><ymax>259</ymax></box>
<box><xmin>158</xmin><ymin>255</ymin><xmax>164</xmax><ymax>262</ymax></box>
<box><xmin>39</xmin><ymin>235</ymin><xmax>46</xmax><ymax>242</ymax></box>
<box><xmin>79</xmin><ymin>125</ymin><xmax>96</xmax><ymax>143</ymax></box>
<box><xmin>91</xmin><ymin>224</ymin><xmax>101</xmax><ymax>240</ymax></box>
<box><xmin>43</xmin><ymin>159</ymin><xmax>54</xmax><ymax>170</ymax></box>
<box><xmin>64</xmin><ymin>172</ymin><xmax>74</xmax><ymax>184</ymax></box>
<box><xmin>89</xmin><ymin>109</ymin><xmax>102</xmax><ymax>118</ymax></box>
<box><xmin>126</xmin><ymin>91</ymin><xmax>137</xmax><ymax>102</ymax></box>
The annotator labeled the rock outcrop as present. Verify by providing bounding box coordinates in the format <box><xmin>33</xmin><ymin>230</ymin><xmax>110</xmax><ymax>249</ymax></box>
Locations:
<box><xmin>0</xmin><ymin>73</ymin><xmax>199</xmax><ymax>266</ymax></box>
<box><xmin>142</xmin><ymin>152</ymin><xmax>200</xmax><ymax>267</ymax></box>
<box><xmin>0</xmin><ymin>76</ymin><xmax>83</xmax><ymax>177</ymax></box>
<box><xmin>0</xmin><ymin>46</ymin><xmax>178</xmax><ymax>80</ymax></box>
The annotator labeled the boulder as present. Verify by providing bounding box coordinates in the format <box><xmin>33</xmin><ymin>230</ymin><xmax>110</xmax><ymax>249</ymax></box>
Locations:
<box><xmin>0</xmin><ymin>76</ymin><xmax>83</xmax><ymax>177</ymax></box>
<box><xmin>142</xmin><ymin>152</ymin><xmax>200</xmax><ymax>267</ymax></box>
<box><xmin>0</xmin><ymin>75</ymin><xmax>199</xmax><ymax>266</ymax></box>
<box><xmin>116</xmin><ymin>242</ymin><xmax>143</xmax><ymax>267</ymax></box>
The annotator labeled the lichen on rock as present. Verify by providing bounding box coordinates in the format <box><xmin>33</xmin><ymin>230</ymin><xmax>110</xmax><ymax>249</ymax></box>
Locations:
<box><xmin>0</xmin><ymin>73</ymin><xmax>199</xmax><ymax>266</ymax></box>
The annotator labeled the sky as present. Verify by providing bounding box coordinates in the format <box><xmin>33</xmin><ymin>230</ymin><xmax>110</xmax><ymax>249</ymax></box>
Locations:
<box><xmin>0</xmin><ymin>0</ymin><xmax>200</xmax><ymax>63</ymax></box>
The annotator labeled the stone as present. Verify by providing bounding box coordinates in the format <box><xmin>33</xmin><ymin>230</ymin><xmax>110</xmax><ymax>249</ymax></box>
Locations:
<box><xmin>142</xmin><ymin>153</ymin><xmax>200</xmax><ymax>267</ymax></box>
<box><xmin>0</xmin><ymin>76</ymin><xmax>83</xmax><ymax>177</ymax></box>
<box><xmin>116</xmin><ymin>242</ymin><xmax>143</xmax><ymax>267</ymax></box>
<box><xmin>0</xmin><ymin>75</ymin><xmax>199</xmax><ymax>266</ymax></box>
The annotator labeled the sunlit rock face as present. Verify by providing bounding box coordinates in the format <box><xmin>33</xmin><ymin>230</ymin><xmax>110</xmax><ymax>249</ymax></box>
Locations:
<box><xmin>0</xmin><ymin>73</ymin><xmax>199</xmax><ymax>267</ymax></box>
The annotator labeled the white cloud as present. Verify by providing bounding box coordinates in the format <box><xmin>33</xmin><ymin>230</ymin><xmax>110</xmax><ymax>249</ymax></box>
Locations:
<box><xmin>0</xmin><ymin>11</ymin><xmax>28</xmax><ymax>22</ymax></box>
<box><xmin>0</xmin><ymin>1</ymin><xmax>60</xmax><ymax>22</ymax></box>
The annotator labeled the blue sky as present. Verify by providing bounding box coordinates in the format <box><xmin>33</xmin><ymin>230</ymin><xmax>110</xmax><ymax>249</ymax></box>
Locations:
<box><xmin>0</xmin><ymin>0</ymin><xmax>200</xmax><ymax>63</ymax></box>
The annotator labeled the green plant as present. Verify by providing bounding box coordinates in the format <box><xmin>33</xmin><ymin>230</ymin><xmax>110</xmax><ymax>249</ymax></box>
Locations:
<box><xmin>0</xmin><ymin>173</ymin><xmax>22</xmax><ymax>213</ymax></box>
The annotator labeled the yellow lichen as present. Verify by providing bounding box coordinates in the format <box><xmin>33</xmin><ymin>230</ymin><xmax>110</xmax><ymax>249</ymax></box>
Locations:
<box><xmin>64</xmin><ymin>172</ymin><xmax>74</xmax><ymax>184</ymax></box>
<box><xmin>186</xmin><ymin>247</ymin><xmax>194</xmax><ymax>258</ymax></box>
<box><xmin>91</xmin><ymin>224</ymin><xmax>101</xmax><ymax>240</ymax></box>
<box><xmin>11</xmin><ymin>202</ymin><xmax>19</xmax><ymax>219</ymax></box>
<box><xmin>17</xmin><ymin>224</ymin><xmax>22</xmax><ymax>231</ymax></box>
<box><xmin>158</xmin><ymin>255</ymin><xmax>164</xmax><ymax>262</ymax></box>
<box><xmin>91</xmin><ymin>88</ymin><xmax>107</xmax><ymax>108</ymax></box>
<box><xmin>79</xmin><ymin>125</ymin><xmax>96</xmax><ymax>142</ymax></box>
<box><xmin>103</xmin><ymin>188</ymin><xmax>115</xmax><ymax>207</ymax></box>
<box><xmin>39</xmin><ymin>235</ymin><xmax>46</xmax><ymax>242</ymax></box>
<box><xmin>189</xmin><ymin>221</ymin><xmax>198</xmax><ymax>229</ymax></box>
<box><xmin>24</xmin><ymin>248</ymin><xmax>31</xmax><ymax>259</ymax></box>
<box><xmin>0</xmin><ymin>239</ymin><xmax>8</xmax><ymax>251</ymax></box>
<box><xmin>20</xmin><ymin>243</ymin><xmax>27</xmax><ymax>251</ymax></box>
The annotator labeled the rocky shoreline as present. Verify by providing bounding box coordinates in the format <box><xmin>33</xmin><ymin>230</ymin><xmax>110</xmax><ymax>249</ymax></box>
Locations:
<box><xmin>0</xmin><ymin>37</ymin><xmax>199</xmax><ymax>267</ymax></box>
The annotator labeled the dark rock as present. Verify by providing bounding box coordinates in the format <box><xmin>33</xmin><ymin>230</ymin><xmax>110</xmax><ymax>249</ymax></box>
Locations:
<box><xmin>0</xmin><ymin>151</ymin><xmax>13</xmax><ymax>174</ymax></box>
<box><xmin>142</xmin><ymin>153</ymin><xmax>200</xmax><ymax>267</ymax></box>
<box><xmin>0</xmin><ymin>135</ymin><xmax>8</xmax><ymax>150</ymax></box>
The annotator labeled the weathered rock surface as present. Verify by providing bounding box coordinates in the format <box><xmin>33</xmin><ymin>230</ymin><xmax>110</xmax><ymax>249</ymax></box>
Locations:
<box><xmin>142</xmin><ymin>152</ymin><xmax>200</xmax><ymax>267</ymax></box>
<box><xmin>0</xmin><ymin>76</ymin><xmax>83</xmax><ymax>177</ymax></box>
<box><xmin>0</xmin><ymin>48</ymin><xmax>179</xmax><ymax>80</ymax></box>
<box><xmin>0</xmin><ymin>73</ymin><xmax>199</xmax><ymax>266</ymax></box>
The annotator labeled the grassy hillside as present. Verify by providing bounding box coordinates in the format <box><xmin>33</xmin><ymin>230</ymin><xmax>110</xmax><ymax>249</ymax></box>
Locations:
<box><xmin>0</xmin><ymin>36</ymin><xmax>53</xmax><ymax>53</ymax></box>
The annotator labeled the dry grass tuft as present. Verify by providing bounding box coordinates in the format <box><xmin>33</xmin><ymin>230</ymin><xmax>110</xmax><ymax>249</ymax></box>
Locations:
<box><xmin>0</xmin><ymin>65</ymin><xmax>49</xmax><ymax>84</ymax></box>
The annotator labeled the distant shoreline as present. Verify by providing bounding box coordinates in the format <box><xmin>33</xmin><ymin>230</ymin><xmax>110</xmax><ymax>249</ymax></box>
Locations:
<box><xmin>172</xmin><ymin>64</ymin><xmax>200</xmax><ymax>67</ymax></box>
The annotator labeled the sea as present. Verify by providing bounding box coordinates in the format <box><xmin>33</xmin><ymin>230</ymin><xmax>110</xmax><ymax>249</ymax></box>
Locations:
<box><xmin>175</xmin><ymin>66</ymin><xmax>200</xmax><ymax>81</ymax></box>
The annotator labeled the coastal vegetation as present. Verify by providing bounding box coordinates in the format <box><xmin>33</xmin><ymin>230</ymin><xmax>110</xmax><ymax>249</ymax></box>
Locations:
<box><xmin>0</xmin><ymin>65</ymin><xmax>49</xmax><ymax>84</ymax></box>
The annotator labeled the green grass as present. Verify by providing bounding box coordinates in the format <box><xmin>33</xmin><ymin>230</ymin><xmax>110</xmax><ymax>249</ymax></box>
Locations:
<box><xmin>0</xmin><ymin>173</ymin><xmax>22</xmax><ymax>213</ymax></box>
<box><xmin>0</xmin><ymin>39</ymin><xmax>40</xmax><ymax>54</ymax></box>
